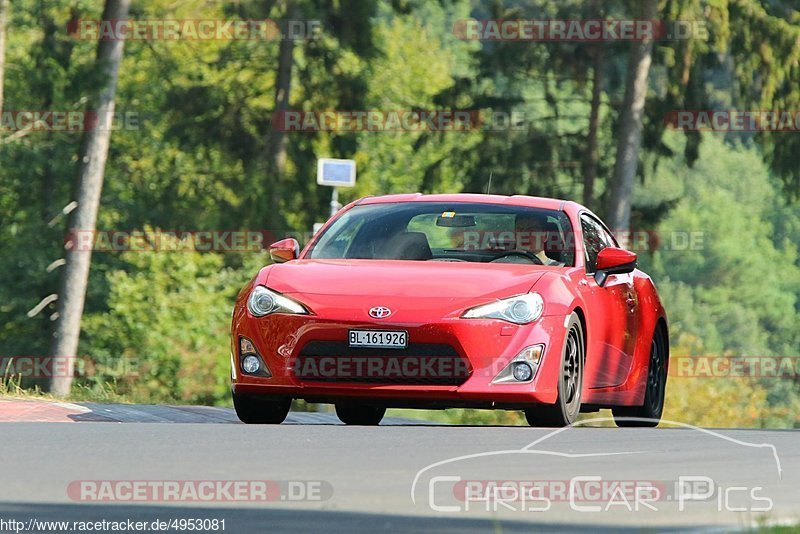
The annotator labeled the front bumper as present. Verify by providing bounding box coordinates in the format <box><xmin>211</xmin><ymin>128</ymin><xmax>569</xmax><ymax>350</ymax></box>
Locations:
<box><xmin>231</xmin><ymin>304</ymin><xmax>568</xmax><ymax>408</ymax></box>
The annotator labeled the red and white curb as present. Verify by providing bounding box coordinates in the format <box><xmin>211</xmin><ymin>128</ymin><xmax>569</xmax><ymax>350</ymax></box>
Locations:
<box><xmin>0</xmin><ymin>398</ymin><xmax>108</xmax><ymax>423</ymax></box>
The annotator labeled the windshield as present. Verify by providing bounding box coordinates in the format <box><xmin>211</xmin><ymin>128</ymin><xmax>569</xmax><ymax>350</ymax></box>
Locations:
<box><xmin>307</xmin><ymin>202</ymin><xmax>575</xmax><ymax>266</ymax></box>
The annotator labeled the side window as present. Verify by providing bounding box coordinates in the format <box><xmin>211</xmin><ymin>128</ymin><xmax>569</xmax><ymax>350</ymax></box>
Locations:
<box><xmin>597</xmin><ymin>223</ymin><xmax>617</xmax><ymax>249</ymax></box>
<box><xmin>581</xmin><ymin>215</ymin><xmax>609</xmax><ymax>272</ymax></box>
<box><xmin>310</xmin><ymin>211</ymin><xmax>368</xmax><ymax>259</ymax></box>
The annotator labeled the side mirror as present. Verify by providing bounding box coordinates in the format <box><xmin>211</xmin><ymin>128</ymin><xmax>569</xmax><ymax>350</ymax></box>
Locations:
<box><xmin>594</xmin><ymin>247</ymin><xmax>637</xmax><ymax>286</ymax></box>
<box><xmin>269</xmin><ymin>238</ymin><xmax>300</xmax><ymax>263</ymax></box>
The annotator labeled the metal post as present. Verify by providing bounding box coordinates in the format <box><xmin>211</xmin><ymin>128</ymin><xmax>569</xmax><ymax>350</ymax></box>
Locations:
<box><xmin>330</xmin><ymin>187</ymin><xmax>340</xmax><ymax>218</ymax></box>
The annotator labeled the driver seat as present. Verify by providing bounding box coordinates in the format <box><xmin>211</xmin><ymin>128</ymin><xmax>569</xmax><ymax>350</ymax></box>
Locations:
<box><xmin>377</xmin><ymin>232</ymin><xmax>433</xmax><ymax>260</ymax></box>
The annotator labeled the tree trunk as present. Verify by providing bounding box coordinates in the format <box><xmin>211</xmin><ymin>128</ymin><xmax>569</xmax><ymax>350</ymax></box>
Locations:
<box><xmin>582</xmin><ymin>44</ymin><xmax>605</xmax><ymax>209</ymax></box>
<box><xmin>38</xmin><ymin>13</ymin><xmax>73</xmax><ymax>221</ymax></box>
<box><xmin>265</xmin><ymin>2</ymin><xmax>296</xmax><ymax>229</ymax></box>
<box><xmin>607</xmin><ymin>0</ymin><xmax>658</xmax><ymax>232</ymax></box>
<box><xmin>270</xmin><ymin>29</ymin><xmax>294</xmax><ymax>173</ymax></box>
<box><xmin>49</xmin><ymin>0</ymin><xmax>130</xmax><ymax>397</ymax></box>
<box><xmin>0</xmin><ymin>0</ymin><xmax>9</xmax><ymax>113</ymax></box>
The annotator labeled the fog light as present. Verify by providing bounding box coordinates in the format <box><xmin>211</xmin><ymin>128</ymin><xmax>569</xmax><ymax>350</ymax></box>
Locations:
<box><xmin>512</xmin><ymin>362</ymin><xmax>533</xmax><ymax>382</ymax></box>
<box><xmin>492</xmin><ymin>345</ymin><xmax>544</xmax><ymax>384</ymax></box>
<box><xmin>242</xmin><ymin>355</ymin><xmax>261</xmax><ymax>374</ymax></box>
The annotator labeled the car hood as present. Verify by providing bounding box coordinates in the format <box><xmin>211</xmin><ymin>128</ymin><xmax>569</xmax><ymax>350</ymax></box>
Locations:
<box><xmin>265</xmin><ymin>259</ymin><xmax>547</xmax><ymax>300</ymax></box>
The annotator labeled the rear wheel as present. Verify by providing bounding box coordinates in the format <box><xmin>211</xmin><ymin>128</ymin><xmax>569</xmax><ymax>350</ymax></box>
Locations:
<box><xmin>613</xmin><ymin>326</ymin><xmax>667</xmax><ymax>427</ymax></box>
<box><xmin>335</xmin><ymin>403</ymin><xmax>386</xmax><ymax>426</ymax></box>
<box><xmin>233</xmin><ymin>393</ymin><xmax>291</xmax><ymax>424</ymax></box>
<box><xmin>525</xmin><ymin>312</ymin><xmax>584</xmax><ymax>427</ymax></box>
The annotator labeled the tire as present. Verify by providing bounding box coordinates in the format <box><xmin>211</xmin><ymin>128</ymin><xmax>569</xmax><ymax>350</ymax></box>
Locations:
<box><xmin>613</xmin><ymin>326</ymin><xmax>668</xmax><ymax>428</ymax></box>
<box><xmin>233</xmin><ymin>393</ymin><xmax>291</xmax><ymax>424</ymax></box>
<box><xmin>525</xmin><ymin>312</ymin><xmax>584</xmax><ymax>427</ymax></box>
<box><xmin>335</xmin><ymin>403</ymin><xmax>386</xmax><ymax>426</ymax></box>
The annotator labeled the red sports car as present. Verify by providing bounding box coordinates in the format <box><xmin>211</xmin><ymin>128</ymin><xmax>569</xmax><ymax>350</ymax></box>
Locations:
<box><xmin>230</xmin><ymin>194</ymin><xmax>668</xmax><ymax>427</ymax></box>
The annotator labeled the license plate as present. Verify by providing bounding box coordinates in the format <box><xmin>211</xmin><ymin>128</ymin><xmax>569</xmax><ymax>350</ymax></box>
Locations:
<box><xmin>349</xmin><ymin>330</ymin><xmax>408</xmax><ymax>349</ymax></box>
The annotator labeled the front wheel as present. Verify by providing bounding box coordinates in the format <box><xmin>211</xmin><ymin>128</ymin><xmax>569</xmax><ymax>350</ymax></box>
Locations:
<box><xmin>335</xmin><ymin>403</ymin><xmax>386</xmax><ymax>425</ymax></box>
<box><xmin>613</xmin><ymin>326</ymin><xmax>668</xmax><ymax>428</ymax></box>
<box><xmin>233</xmin><ymin>393</ymin><xmax>291</xmax><ymax>424</ymax></box>
<box><xmin>525</xmin><ymin>312</ymin><xmax>584</xmax><ymax>427</ymax></box>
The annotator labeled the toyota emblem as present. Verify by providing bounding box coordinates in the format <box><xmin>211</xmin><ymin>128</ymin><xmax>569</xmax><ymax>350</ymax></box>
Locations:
<box><xmin>368</xmin><ymin>306</ymin><xmax>392</xmax><ymax>319</ymax></box>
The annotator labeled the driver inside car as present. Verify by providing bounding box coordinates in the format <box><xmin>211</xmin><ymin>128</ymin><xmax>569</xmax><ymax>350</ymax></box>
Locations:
<box><xmin>514</xmin><ymin>213</ymin><xmax>564</xmax><ymax>266</ymax></box>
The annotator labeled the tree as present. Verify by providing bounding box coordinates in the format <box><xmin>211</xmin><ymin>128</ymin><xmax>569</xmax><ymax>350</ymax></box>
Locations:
<box><xmin>0</xmin><ymin>0</ymin><xmax>8</xmax><ymax>113</ymax></box>
<box><xmin>582</xmin><ymin>43</ymin><xmax>605</xmax><ymax>209</ymax></box>
<box><xmin>728</xmin><ymin>0</ymin><xmax>800</xmax><ymax>198</ymax></box>
<box><xmin>265</xmin><ymin>0</ymin><xmax>298</xmax><ymax>229</ymax></box>
<box><xmin>49</xmin><ymin>0</ymin><xmax>131</xmax><ymax>397</ymax></box>
<box><xmin>607</xmin><ymin>0</ymin><xmax>659</xmax><ymax>232</ymax></box>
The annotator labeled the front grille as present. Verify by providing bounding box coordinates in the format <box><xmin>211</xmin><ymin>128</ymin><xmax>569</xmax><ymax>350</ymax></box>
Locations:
<box><xmin>294</xmin><ymin>341</ymin><xmax>470</xmax><ymax>386</ymax></box>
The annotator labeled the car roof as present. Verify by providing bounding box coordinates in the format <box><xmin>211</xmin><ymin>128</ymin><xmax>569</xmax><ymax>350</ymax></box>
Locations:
<box><xmin>356</xmin><ymin>193</ymin><xmax>584</xmax><ymax>213</ymax></box>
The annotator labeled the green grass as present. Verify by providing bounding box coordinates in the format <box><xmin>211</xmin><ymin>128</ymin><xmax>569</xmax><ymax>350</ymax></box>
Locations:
<box><xmin>1</xmin><ymin>374</ymin><xmax>135</xmax><ymax>404</ymax></box>
<box><xmin>387</xmin><ymin>408</ymin><xmax>527</xmax><ymax>426</ymax></box>
<box><xmin>0</xmin><ymin>374</ymin><xmax>52</xmax><ymax>400</ymax></box>
<box><xmin>756</xmin><ymin>522</ymin><xmax>800</xmax><ymax>532</ymax></box>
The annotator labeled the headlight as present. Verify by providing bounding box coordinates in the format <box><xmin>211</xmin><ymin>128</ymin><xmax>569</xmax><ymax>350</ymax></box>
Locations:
<box><xmin>462</xmin><ymin>293</ymin><xmax>544</xmax><ymax>324</ymax></box>
<box><xmin>247</xmin><ymin>286</ymin><xmax>309</xmax><ymax>317</ymax></box>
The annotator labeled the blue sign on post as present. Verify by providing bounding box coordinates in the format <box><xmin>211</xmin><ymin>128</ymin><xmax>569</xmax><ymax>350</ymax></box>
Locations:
<box><xmin>317</xmin><ymin>158</ymin><xmax>356</xmax><ymax>187</ymax></box>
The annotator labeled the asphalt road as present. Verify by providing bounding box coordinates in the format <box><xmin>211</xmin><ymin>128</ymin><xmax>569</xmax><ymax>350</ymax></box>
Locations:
<box><xmin>1</xmin><ymin>410</ymin><xmax>799</xmax><ymax>533</ymax></box>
